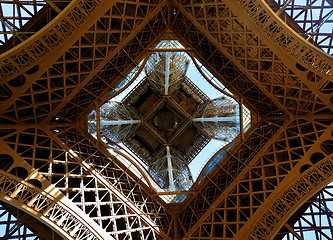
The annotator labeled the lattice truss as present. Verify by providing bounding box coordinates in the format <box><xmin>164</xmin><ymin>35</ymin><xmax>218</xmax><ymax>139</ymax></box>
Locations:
<box><xmin>0</xmin><ymin>0</ymin><xmax>71</xmax><ymax>49</ymax></box>
<box><xmin>90</xmin><ymin>51</ymin><xmax>240</xmax><ymax>192</ymax></box>
<box><xmin>0</xmin><ymin>126</ymin><xmax>172</xmax><ymax>239</ymax></box>
<box><xmin>194</xmin><ymin>97</ymin><xmax>240</xmax><ymax>141</ymax></box>
<box><xmin>145</xmin><ymin>51</ymin><xmax>189</xmax><ymax>95</ymax></box>
<box><xmin>0</xmin><ymin>0</ymin><xmax>331</xmax><ymax>239</ymax></box>
<box><xmin>0</xmin><ymin>202</ymin><xmax>40</xmax><ymax>240</ymax></box>
<box><xmin>150</xmin><ymin>147</ymin><xmax>193</xmax><ymax>191</ymax></box>
<box><xmin>178</xmin><ymin>118</ymin><xmax>333</xmax><ymax>239</ymax></box>
<box><xmin>0</xmin><ymin>200</ymin><xmax>64</xmax><ymax>240</ymax></box>
<box><xmin>172</xmin><ymin>1</ymin><xmax>332</xmax><ymax>116</ymax></box>
<box><xmin>0</xmin><ymin>0</ymin><xmax>167</xmax><ymax>123</ymax></box>
<box><xmin>276</xmin><ymin>183</ymin><xmax>333</xmax><ymax>240</ymax></box>
<box><xmin>98</xmin><ymin>101</ymin><xmax>141</xmax><ymax>143</ymax></box>
<box><xmin>266</xmin><ymin>0</ymin><xmax>333</xmax><ymax>55</ymax></box>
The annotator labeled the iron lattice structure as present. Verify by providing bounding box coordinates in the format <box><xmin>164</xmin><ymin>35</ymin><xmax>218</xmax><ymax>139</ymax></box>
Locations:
<box><xmin>145</xmin><ymin>51</ymin><xmax>189</xmax><ymax>95</ymax></box>
<box><xmin>0</xmin><ymin>0</ymin><xmax>332</xmax><ymax>240</ymax></box>
<box><xmin>90</xmin><ymin>52</ymin><xmax>240</xmax><ymax>192</ymax></box>
<box><xmin>0</xmin><ymin>201</ymin><xmax>62</xmax><ymax>240</ymax></box>
<box><xmin>150</xmin><ymin>146</ymin><xmax>193</xmax><ymax>191</ymax></box>
<box><xmin>265</xmin><ymin>0</ymin><xmax>333</xmax><ymax>55</ymax></box>
<box><xmin>0</xmin><ymin>1</ymin><xmax>71</xmax><ymax>51</ymax></box>
<box><xmin>98</xmin><ymin>101</ymin><xmax>141</xmax><ymax>143</ymax></box>
<box><xmin>274</xmin><ymin>182</ymin><xmax>333</xmax><ymax>240</ymax></box>
<box><xmin>194</xmin><ymin>96</ymin><xmax>240</xmax><ymax>141</ymax></box>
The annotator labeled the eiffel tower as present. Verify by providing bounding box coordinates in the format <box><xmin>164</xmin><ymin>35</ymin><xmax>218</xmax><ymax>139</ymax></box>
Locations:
<box><xmin>0</xmin><ymin>0</ymin><xmax>332</xmax><ymax>239</ymax></box>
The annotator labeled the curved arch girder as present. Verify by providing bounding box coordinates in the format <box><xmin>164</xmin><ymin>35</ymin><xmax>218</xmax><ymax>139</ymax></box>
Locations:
<box><xmin>225</xmin><ymin>0</ymin><xmax>333</xmax><ymax>76</ymax></box>
<box><xmin>236</xmin><ymin>118</ymin><xmax>333</xmax><ymax>239</ymax></box>
<box><xmin>0</xmin><ymin>170</ymin><xmax>114</xmax><ymax>240</ymax></box>
<box><xmin>174</xmin><ymin>0</ymin><xmax>333</xmax><ymax>115</ymax></box>
<box><xmin>0</xmin><ymin>0</ymin><xmax>109</xmax><ymax>80</ymax></box>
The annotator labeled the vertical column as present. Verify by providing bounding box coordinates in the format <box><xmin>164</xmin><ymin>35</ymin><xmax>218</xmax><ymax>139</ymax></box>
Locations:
<box><xmin>164</xmin><ymin>52</ymin><xmax>170</xmax><ymax>95</ymax></box>
<box><xmin>149</xmin><ymin>146</ymin><xmax>193</xmax><ymax>191</ymax></box>
<box><xmin>166</xmin><ymin>146</ymin><xmax>175</xmax><ymax>191</ymax></box>
<box><xmin>145</xmin><ymin>51</ymin><xmax>188</xmax><ymax>95</ymax></box>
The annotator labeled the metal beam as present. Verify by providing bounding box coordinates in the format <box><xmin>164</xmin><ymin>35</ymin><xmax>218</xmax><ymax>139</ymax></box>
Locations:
<box><xmin>43</xmin><ymin>0</ymin><xmax>168</xmax><ymax>123</ymax></box>
<box><xmin>99</xmin><ymin>119</ymin><xmax>141</xmax><ymax>126</ymax></box>
<box><xmin>166</xmin><ymin>146</ymin><xmax>175</xmax><ymax>191</ymax></box>
<box><xmin>164</xmin><ymin>52</ymin><xmax>170</xmax><ymax>95</ymax></box>
<box><xmin>0</xmin><ymin>0</ymin><xmax>118</xmax><ymax>113</ymax></box>
<box><xmin>193</xmin><ymin>117</ymin><xmax>238</xmax><ymax>122</ymax></box>
<box><xmin>182</xmin><ymin>118</ymin><xmax>290</xmax><ymax>238</ymax></box>
<box><xmin>43</xmin><ymin>127</ymin><xmax>169</xmax><ymax>239</ymax></box>
<box><xmin>173</xmin><ymin>1</ymin><xmax>292</xmax><ymax>117</ymax></box>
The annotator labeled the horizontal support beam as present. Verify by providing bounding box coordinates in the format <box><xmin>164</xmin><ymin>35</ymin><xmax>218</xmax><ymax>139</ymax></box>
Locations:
<box><xmin>193</xmin><ymin>117</ymin><xmax>238</xmax><ymax>122</ymax></box>
<box><xmin>94</xmin><ymin>119</ymin><xmax>141</xmax><ymax>126</ymax></box>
